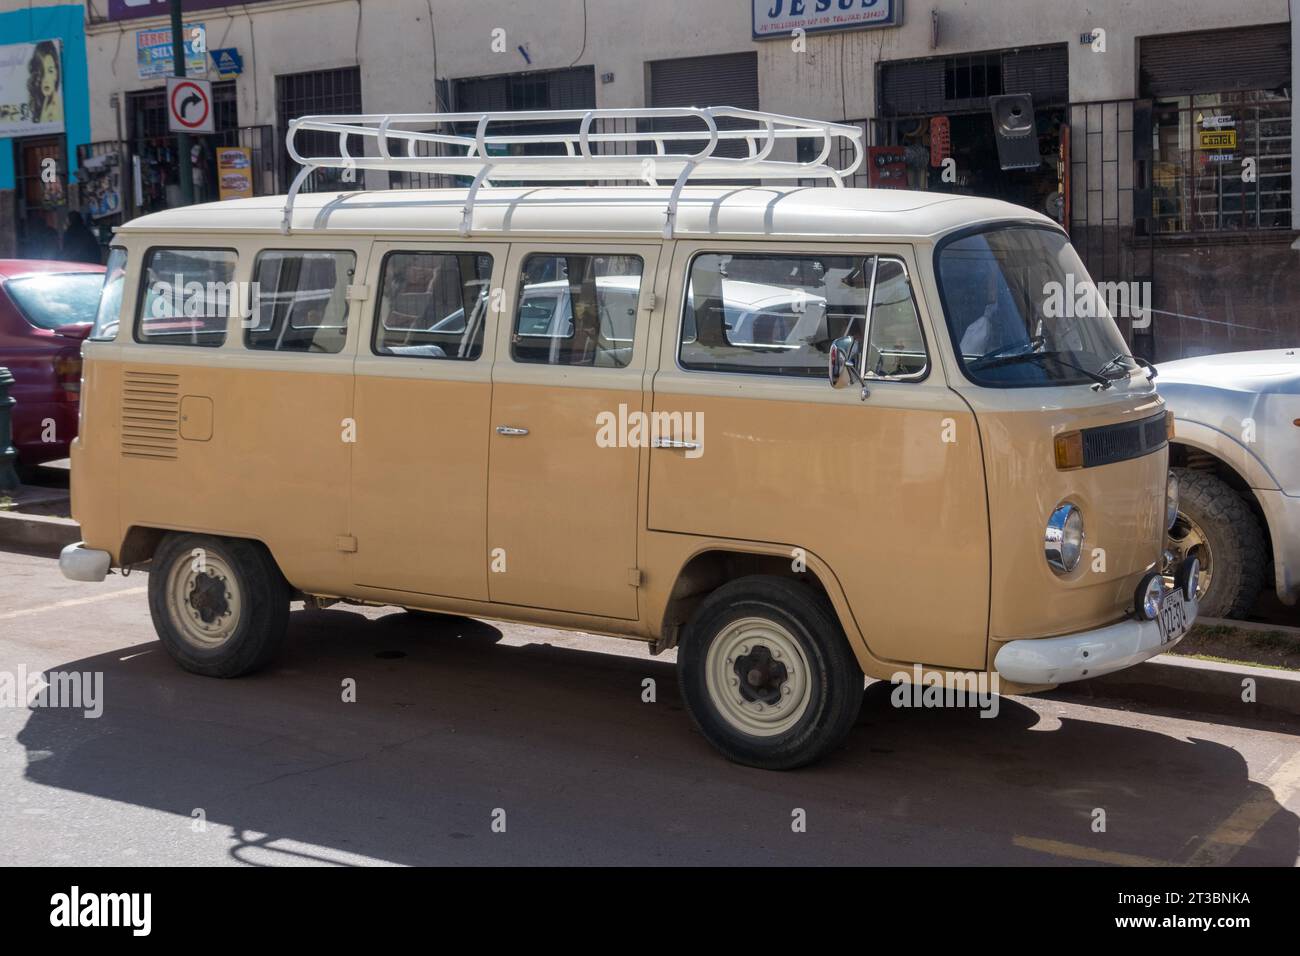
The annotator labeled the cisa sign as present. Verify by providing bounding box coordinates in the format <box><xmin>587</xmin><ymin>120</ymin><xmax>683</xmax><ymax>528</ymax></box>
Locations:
<box><xmin>753</xmin><ymin>0</ymin><xmax>902</xmax><ymax>38</ymax></box>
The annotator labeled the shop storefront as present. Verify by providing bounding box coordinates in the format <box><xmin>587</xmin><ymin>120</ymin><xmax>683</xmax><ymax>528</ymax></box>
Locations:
<box><xmin>1138</xmin><ymin>23</ymin><xmax>1294</xmax><ymax>359</ymax></box>
<box><xmin>0</xmin><ymin>3</ymin><xmax>91</xmax><ymax>260</ymax></box>
<box><xmin>873</xmin><ymin>45</ymin><xmax>1070</xmax><ymax>222</ymax></box>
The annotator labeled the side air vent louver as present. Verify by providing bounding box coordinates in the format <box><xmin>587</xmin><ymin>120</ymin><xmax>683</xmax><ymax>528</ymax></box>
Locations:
<box><xmin>121</xmin><ymin>370</ymin><xmax>180</xmax><ymax>460</ymax></box>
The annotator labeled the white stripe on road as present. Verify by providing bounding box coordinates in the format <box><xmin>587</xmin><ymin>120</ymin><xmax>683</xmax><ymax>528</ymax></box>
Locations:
<box><xmin>0</xmin><ymin>587</ymin><xmax>147</xmax><ymax>622</ymax></box>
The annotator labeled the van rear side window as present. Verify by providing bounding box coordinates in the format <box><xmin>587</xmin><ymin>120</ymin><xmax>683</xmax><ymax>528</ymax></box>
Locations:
<box><xmin>136</xmin><ymin>248</ymin><xmax>237</xmax><ymax>347</ymax></box>
<box><xmin>374</xmin><ymin>251</ymin><xmax>493</xmax><ymax>360</ymax></box>
<box><xmin>247</xmin><ymin>250</ymin><xmax>355</xmax><ymax>354</ymax></box>
<box><xmin>511</xmin><ymin>254</ymin><xmax>643</xmax><ymax>368</ymax></box>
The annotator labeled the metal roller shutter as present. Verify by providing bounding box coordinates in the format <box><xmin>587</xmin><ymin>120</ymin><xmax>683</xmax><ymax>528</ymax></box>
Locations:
<box><xmin>648</xmin><ymin>52</ymin><xmax>759</xmax><ymax>110</ymax></box>
<box><xmin>1140</xmin><ymin>23</ymin><xmax>1291</xmax><ymax>97</ymax></box>
<box><xmin>648</xmin><ymin>53</ymin><xmax>759</xmax><ymax>158</ymax></box>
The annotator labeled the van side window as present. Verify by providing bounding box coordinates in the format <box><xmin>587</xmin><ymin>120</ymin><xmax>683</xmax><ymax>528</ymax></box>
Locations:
<box><xmin>373</xmin><ymin>251</ymin><xmax>492</xmax><ymax>360</ymax></box>
<box><xmin>511</xmin><ymin>253</ymin><xmax>643</xmax><ymax>368</ymax></box>
<box><xmin>679</xmin><ymin>253</ymin><xmax>927</xmax><ymax>379</ymax></box>
<box><xmin>136</xmin><ymin>248</ymin><xmax>237</xmax><ymax>347</ymax></box>
<box><xmin>246</xmin><ymin>250</ymin><xmax>356</xmax><ymax>354</ymax></box>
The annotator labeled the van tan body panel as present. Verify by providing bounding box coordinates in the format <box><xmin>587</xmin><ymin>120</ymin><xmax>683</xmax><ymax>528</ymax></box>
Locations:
<box><xmin>964</xmin><ymin>391</ymin><xmax>1169</xmax><ymax>663</ymax></box>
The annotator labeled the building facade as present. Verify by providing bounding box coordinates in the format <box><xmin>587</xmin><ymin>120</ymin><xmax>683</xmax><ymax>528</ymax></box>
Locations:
<box><xmin>1</xmin><ymin>0</ymin><xmax>1294</xmax><ymax>358</ymax></box>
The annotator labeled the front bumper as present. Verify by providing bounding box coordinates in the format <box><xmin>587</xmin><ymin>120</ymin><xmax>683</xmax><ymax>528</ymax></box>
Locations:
<box><xmin>59</xmin><ymin>542</ymin><xmax>112</xmax><ymax>582</ymax></box>
<box><xmin>994</xmin><ymin>579</ymin><xmax>1198</xmax><ymax>685</ymax></box>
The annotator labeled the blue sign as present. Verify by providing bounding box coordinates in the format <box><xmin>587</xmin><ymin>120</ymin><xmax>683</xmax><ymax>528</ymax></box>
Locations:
<box><xmin>753</xmin><ymin>0</ymin><xmax>902</xmax><ymax>39</ymax></box>
<box><xmin>211</xmin><ymin>47</ymin><xmax>242</xmax><ymax>78</ymax></box>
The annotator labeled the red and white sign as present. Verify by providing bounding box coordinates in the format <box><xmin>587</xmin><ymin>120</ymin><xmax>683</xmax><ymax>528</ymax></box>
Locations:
<box><xmin>166</xmin><ymin>76</ymin><xmax>214</xmax><ymax>134</ymax></box>
<box><xmin>929</xmin><ymin>116</ymin><xmax>951</xmax><ymax>168</ymax></box>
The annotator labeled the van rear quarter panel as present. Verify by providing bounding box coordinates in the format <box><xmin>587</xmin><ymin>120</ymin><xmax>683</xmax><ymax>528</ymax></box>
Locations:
<box><xmin>109</xmin><ymin>357</ymin><xmax>354</xmax><ymax>594</ymax></box>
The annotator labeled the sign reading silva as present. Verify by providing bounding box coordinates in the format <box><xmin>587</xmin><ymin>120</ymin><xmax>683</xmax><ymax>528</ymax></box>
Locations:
<box><xmin>753</xmin><ymin>0</ymin><xmax>902</xmax><ymax>38</ymax></box>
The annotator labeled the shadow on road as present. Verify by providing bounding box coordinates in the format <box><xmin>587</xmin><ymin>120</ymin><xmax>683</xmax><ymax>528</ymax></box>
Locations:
<box><xmin>16</xmin><ymin>606</ymin><xmax>1300</xmax><ymax>866</ymax></box>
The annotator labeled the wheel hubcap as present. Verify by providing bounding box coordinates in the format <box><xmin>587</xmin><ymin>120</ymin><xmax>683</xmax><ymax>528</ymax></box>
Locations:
<box><xmin>705</xmin><ymin>617</ymin><xmax>811</xmax><ymax>737</ymax></box>
<box><xmin>166</xmin><ymin>553</ymin><xmax>242</xmax><ymax>649</ymax></box>
<box><xmin>1167</xmin><ymin>511</ymin><xmax>1214</xmax><ymax>601</ymax></box>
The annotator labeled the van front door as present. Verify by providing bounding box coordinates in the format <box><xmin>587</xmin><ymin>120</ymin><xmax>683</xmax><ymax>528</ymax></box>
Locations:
<box><xmin>486</xmin><ymin>244</ymin><xmax>660</xmax><ymax>620</ymax></box>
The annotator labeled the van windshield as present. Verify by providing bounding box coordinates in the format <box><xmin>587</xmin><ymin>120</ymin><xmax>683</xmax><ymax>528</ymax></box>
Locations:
<box><xmin>936</xmin><ymin>225</ymin><xmax>1134</xmax><ymax>388</ymax></box>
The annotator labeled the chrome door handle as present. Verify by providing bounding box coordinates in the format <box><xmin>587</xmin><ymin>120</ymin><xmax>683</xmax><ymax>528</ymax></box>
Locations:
<box><xmin>496</xmin><ymin>425</ymin><xmax>529</xmax><ymax>436</ymax></box>
<box><xmin>652</xmin><ymin>438</ymin><xmax>700</xmax><ymax>451</ymax></box>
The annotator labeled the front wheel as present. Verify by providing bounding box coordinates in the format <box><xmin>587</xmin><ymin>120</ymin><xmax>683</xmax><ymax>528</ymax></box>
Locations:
<box><xmin>1168</xmin><ymin>467</ymin><xmax>1265</xmax><ymax>619</ymax></box>
<box><xmin>678</xmin><ymin>576</ymin><xmax>863</xmax><ymax>770</ymax></box>
<box><xmin>147</xmin><ymin>533</ymin><xmax>290</xmax><ymax>677</ymax></box>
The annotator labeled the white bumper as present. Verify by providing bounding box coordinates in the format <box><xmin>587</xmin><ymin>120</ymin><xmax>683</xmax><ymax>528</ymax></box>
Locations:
<box><xmin>994</xmin><ymin>594</ymin><xmax>1198</xmax><ymax>685</ymax></box>
<box><xmin>59</xmin><ymin>542</ymin><xmax>112</xmax><ymax>583</ymax></box>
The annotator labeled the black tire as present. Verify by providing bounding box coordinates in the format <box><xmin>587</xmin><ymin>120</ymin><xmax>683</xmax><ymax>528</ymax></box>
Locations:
<box><xmin>1170</xmin><ymin>467</ymin><xmax>1266</xmax><ymax>619</ymax></box>
<box><xmin>677</xmin><ymin>575</ymin><xmax>863</xmax><ymax>770</ymax></box>
<box><xmin>147</xmin><ymin>533</ymin><xmax>291</xmax><ymax>677</ymax></box>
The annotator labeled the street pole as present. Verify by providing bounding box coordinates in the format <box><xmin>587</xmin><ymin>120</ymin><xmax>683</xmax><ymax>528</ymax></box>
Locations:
<box><xmin>171</xmin><ymin>0</ymin><xmax>194</xmax><ymax>205</ymax></box>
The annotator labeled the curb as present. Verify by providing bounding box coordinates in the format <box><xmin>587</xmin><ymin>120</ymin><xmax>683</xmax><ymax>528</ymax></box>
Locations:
<box><xmin>0</xmin><ymin>510</ymin><xmax>80</xmax><ymax>557</ymax></box>
<box><xmin>1063</xmin><ymin>654</ymin><xmax>1300</xmax><ymax>722</ymax></box>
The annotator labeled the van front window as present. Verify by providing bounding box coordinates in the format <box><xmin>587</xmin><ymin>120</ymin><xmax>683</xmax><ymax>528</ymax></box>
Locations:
<box><xmin>936</xmin><ymin>225</ymin><xmax>1134</xmax><ymax>388</ymax></box>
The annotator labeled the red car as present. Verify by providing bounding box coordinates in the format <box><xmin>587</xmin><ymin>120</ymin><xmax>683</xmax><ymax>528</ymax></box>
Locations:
<box><xmin>0</xmin><ymin>259</ymin><xmax>106</xmax><ymax>469</ymax></box>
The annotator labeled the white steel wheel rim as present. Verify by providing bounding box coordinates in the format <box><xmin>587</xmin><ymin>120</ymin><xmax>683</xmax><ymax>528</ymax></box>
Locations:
<box><xmin>166</xmin><ymin>552</ymin><xmax>243</xmax><ymax>649</ymax></box>
<box><xmin>704</xmin><ymin>616</ymin><xmax>812</xmax><ymax>737</ymax></box>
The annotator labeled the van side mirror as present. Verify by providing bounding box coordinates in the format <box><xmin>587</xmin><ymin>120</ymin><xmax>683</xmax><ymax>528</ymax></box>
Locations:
<box><xmin>829</xmin><ymin>335</ymin><xmax>861</xmax><ymax>390</ymax></box>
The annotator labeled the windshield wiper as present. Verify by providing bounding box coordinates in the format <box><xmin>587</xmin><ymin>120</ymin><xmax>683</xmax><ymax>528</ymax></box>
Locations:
<box><xmin>1096</xmin><ymin>352</ymin><xmax>1139</xmax><ymax>380</ymax></box>
<box><xmin>966</xmin><ymin>335</ymin><xmax>1046</xmax><ymax>368</ymax></box>
<box><xmin>967</xmin><ymin>349</ymin><xmax>1113</xmax><ymax>389</ymax></box>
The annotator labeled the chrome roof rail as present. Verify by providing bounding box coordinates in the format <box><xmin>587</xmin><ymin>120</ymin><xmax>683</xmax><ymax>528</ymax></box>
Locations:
<box><xmin>281</xmin><ymin>107</ymin><xmax>864</xmax><ymax>237</ymax></box>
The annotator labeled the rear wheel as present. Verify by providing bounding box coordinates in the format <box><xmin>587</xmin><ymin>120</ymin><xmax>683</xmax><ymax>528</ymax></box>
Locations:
<box><xmin>1168</xmin><ymin>467</ymin><xmax>1265</xmax><ymax>619</ymax></box>
<box><xmin>678</xmin><ymin>575</ymin><xmax>863</xmax><ymax>770</ymax></box>
<box><xmin>147</xmin><ymin>533</ymin><xmax>290</xmax><ymax>677</ymax></box>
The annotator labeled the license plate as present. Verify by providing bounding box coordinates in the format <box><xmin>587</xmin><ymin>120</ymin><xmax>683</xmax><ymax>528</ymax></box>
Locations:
<box><xmin>1157</xmin><ymin>589</ymin><xmax>1189</xmax><ymax>645</ymax></box>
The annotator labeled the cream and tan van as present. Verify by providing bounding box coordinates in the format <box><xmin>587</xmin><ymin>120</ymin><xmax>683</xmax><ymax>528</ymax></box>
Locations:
<box><xmin>60</xmin><ymin>109</ymin><xmax>1199</xmax><ymax>769</ymax></box>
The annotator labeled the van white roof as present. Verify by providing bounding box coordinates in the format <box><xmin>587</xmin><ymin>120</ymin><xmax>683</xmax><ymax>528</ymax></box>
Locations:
<box><xmin>117</xmin><ymin>186</ymin><xmax>1057</xmax><ymax>243</ymax></box>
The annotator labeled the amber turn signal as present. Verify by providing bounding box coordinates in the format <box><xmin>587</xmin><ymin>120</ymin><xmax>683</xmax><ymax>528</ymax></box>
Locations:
<box><xmin>1054</xmin><ymin>430</ymin><xmax>1084</xmax><ymax>470</ymax></box>
<box><xmin>1166</xmin><ymin>410</ymin><xmax>1176</xmax><ymax>439</ymax></box>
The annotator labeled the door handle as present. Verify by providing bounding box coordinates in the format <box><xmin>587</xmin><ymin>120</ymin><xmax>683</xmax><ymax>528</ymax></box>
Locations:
<box><xmin>496</xmin><ymin>425</ymin><xmax>529</xmax><ymax>436</ymax></box>
<box><xmin>651</xmin><ymin>438</ymin><xmax>700</xmax><ymax>451</ymax></box>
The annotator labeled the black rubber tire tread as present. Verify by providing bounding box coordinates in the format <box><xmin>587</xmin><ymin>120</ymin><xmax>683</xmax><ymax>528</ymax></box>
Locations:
<box><xmin>147</xmin><ymin>533</ymin><xmax>291</xmax><ymax>678</ymax></box>
<box><xmin>1172</xmin><ymin>466</ymin><xmax>1265</xmax><ymax>619</ymax></box>
<box><xmin>678</xmin><ymin>575</ymin><xmax>863</xmax><ymax>770</ymax></box>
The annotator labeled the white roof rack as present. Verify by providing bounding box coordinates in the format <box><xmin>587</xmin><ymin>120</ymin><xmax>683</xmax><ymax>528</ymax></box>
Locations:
<box><xmin>282</xmin><ymin>107</ymin><xmax>864</xmax><ymax>237</ymax></box>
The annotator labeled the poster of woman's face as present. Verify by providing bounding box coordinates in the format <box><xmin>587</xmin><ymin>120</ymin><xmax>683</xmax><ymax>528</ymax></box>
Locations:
<box><xmin>0</xmin><ymin>38</ymin><xmax>64</xmax><ymax>135</ymax></box>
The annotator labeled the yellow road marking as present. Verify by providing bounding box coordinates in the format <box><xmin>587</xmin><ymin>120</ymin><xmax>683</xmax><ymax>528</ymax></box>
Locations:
<box><xmin>1012</xmin><ymin>835</ymin><xmax>1171</xmax><ymax>867</ymax></box>
<box><xmin>0</xmin><ymin>587</ymin><xmax>147</xmax><ymax>622</ymax></box>
<box><xmin>1186</xmin><ymin>750</ymin><xmax>1300</xmax><ymax>866</ymax></box>
<box><xmin>1016</xmin><ymin>750</ymin><xmax>1300</xmax><ymax>867</ymax></box>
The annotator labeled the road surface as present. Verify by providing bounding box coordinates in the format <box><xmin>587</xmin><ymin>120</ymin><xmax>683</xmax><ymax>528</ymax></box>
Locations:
<box><xmin>1</xmin><ymin>548</ymin><xmax>1297</xmax><ymax>866</ymax></box>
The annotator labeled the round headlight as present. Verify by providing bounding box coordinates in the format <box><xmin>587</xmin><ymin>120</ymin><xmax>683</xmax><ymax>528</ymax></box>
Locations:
<box><xmin>1135</xmin><ymin>571</ymin><xmax>1163</xmax><ymax>620</ymax></box>
<box><xmin>1176</xmin><ymin>555</ymin><xmax>1201</xmax><ymax>601</ymax></box>
<box><xmin>1045</xmin><ymin>503</ymin><xmax>1085</xmax><ymax>574</ymax></box>
<box><xmin>1165</xmin><ymin>472</ymin><xmax>1179</xmax><ymax>531</ymax></box>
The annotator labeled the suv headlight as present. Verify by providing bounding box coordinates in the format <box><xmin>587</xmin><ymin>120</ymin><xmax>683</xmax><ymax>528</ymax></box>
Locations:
<box><xmin>1165</xmin><ymin>471</ymin><xmax>1179</xmax><ymax>531</ymax></box>
<box><xmin>1045</xmin><ymin>503</ymin><xmax>1085</xmax><ymax>574</ymax></box>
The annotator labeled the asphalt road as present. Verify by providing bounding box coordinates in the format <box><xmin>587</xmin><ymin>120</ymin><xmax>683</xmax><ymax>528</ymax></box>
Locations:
<box><xmin>1</xmin><ymin>548</ymin><xmax>1298</xmax><ymax>866</ymax></box>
